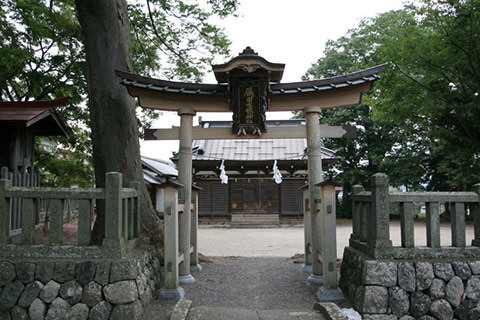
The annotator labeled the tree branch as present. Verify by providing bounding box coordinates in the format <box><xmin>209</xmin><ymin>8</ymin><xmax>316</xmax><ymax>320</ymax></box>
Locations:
<box><xmin>146</xmin><ymin>0</ymin><xmax>185</xmax><ymax>62</ymax></box>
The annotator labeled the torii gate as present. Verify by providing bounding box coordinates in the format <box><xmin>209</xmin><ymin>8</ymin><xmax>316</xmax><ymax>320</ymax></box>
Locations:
<box><xmin>117</xmin><ymin>47</ymin><xmax>385</xmax><ymax>300</ymax></box>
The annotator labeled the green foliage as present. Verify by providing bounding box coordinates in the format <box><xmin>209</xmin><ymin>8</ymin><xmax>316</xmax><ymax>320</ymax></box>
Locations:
<box><xmin>1</xmin><ymin>0</ymin><xmax>238</xmax><ymax>185</ymax></box>
<box><xmin>34</xmin><ymin>137</ymin><xmax>94</xmax><ymax>188</ymax></box>
<box><xmin>303</xmin><ymin>0</ymin><xmax>480</xmax><ymax>216</ymax></box>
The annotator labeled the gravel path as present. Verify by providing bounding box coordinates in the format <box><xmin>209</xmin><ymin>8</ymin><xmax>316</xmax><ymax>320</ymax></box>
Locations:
<box><xmin>143</xmin><ymin>256</ymin><xmax>319</xmax><ymax>319</ymax></box>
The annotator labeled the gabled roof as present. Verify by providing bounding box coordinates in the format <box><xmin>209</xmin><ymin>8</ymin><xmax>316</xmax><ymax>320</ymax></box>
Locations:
<box><xmin>141</xmin><ymin>156</ymin><xmax>178</xmax><ymax>177</ymax></box>
<box><xmin>212</xmin><ymin>47</ymin><xmax>285</xmax><ymax>83</ymax></box>
<box><xmin>192</xmin><ymin>138</ymin><xmax>336</xmax><ymax>161</ymax></box>
<box><xmin>173</xmin><ymin>120</ymin><xmax>337</xmax><ymax>162</ymax></box>
<box><xmin>0</xmin><ymin>98</ymin><xmax>69</xmax><ymax>137</ymax></box>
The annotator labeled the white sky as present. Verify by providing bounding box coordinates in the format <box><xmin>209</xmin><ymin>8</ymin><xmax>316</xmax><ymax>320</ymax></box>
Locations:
<box><xmin>140</xmin><ymin>0</ymin><xmax>407</xmax><ymax>161</ymax></box>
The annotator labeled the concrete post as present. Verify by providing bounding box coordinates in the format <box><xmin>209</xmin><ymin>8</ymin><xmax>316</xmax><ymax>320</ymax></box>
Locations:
<box><xmin>304</xmin><ymin>106</ymin><xmax>323</xmax><ymax>285</ymax></box>
<box><xmin>128</xmin><ymin>181</ymin><xmax>142</xmax><ymax>239</ymax></box>
<box><xmin>399</xmin><ymin>202</ymin><xmax>415</xmax><ymax>248</ymax></box>
<box><xmin>451</xmin><ymin>202</ymin><xmax>466</xmax><ymax>247</ymax></box>
<box><xmin>190</xmin><ymin>189</ymin><xmax>202</xmax><ymax>272</ymax></box>
<box><xmin>48</xmin><ymin>199</ymin><xmax>63</xmax><ymax>245</ymax></box>
<box><xmin>426</xmin><ymin>202</ymin><xmax>441</xmax><ymax>248</ymax></box>
<box><xmin>302</xmin><ymin>187</ymin><xmax>312</xmax><ymax>273</ymax></box>
<box><xmin>177</xmin><ymin>108</ymin><xmax>195</xmax><ymax>284</ymax></box>
<box><xmin>78</xmin><ymin>199</ymin><xmax>92</xmax><ymax>246</ymax></box>
<box><xmin>103</xmin><ymin>172</ymin><xmax>125</xmax><ymax>252</ymax></box>
<box><xmin>160</xmin><ymin>185</ymin><xmax>184</xmax><ymax>300</ymax></box>
<box><xmin>350</xmin><ymin>185</ymin><xmax>364</xmax><ymax>242</ymax></box>
<box><xmin>368</xmin><ymin>173</ymin><xmax>392</xmax><ymax>250</ymax></box>
<box><xmin>472</xmin><ymin>183</ymin><xmax>480</xmax><ymax>247</ymax></box>
<box><xmin>0</xmin><ymin>175</ymin><xmax>11</xmax><ymax>244</ymax></box>
<box><xmin>21</xmin><ymin>198</ymin><xmax>36</xmax><ymax>245</ymax></box>
<box><xmin>316</xmin><ymin>181</ymin><xmax>344</xmax><ymax>301</ymax></box>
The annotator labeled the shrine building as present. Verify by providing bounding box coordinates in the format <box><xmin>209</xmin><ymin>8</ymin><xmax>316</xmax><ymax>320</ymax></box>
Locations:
<box><xmin>170</xmin><ymin>118</ymin><xmax>338</xmax><ymax>224</ymax></box>
<box><xmin>118</xmin><ymin>46</ymin><xmax>385</xmax><ymax>286</ymax></box>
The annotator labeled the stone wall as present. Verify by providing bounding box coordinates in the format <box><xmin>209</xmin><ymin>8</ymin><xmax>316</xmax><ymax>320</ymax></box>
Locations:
<box><xmin>0</xmin><ymin>247</ymin><xmax>161</xmax><ymax>320</ymax></box>
<box><xmin>340</xmin><ymin>247</ymin><xmax>480</xmax><ymax>320</ymax></box>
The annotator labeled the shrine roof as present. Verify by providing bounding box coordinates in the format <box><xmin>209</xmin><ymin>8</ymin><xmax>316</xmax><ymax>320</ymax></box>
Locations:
<box><xmin>212</xmin><ymin>47</ymin><xmax>285</xmax><ymax>83</ymax></box>
<box><xmin>188</xmin><ymin>120</ymin><xmax>337</xmax><ymax>162</ymax></box>
<box><xmin>116</xmin><ymin>70</ymin><xmax>227</xmax><ymax>96</ymax></box>
<box><xmin>116</xmin><ymin>64</ymin><xmax>385</xmax><ymax>98</ymax></box>
<box><xmin>0</xmin><ymin>98</ymin><xmax>69</xmax><ymax>137</ymax></box>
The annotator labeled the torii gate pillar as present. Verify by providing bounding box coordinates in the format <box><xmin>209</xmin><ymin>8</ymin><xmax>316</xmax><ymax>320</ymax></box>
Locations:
<box><xmin>304</xmin><ymin>106</ymin><xmax>324</xmax><ymax>285</ymax></box>
<box><xmin>177</xmin><ymin>108</ymin><xmax>196</xmax><ymax>284</ymax></box>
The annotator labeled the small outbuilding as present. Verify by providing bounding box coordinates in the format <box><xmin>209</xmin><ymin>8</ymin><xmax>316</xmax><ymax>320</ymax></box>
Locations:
<box><xmin>0</xmin><ymin>98</ymin><xmax>69</xmax><ymax>231</ymax></box>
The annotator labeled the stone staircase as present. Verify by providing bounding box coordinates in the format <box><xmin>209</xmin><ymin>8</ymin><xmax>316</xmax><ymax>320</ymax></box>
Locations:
<box><xmin>230</xmin><ymin>214</ymin><xmax>280</xmax><ymax>227</ymax></box>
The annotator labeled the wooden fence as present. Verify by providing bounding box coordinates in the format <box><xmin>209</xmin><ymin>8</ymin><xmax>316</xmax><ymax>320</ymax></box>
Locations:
<box><xmin>350</xmin><ymin>173</ymin><xmax>480</xmax><ymax>259</ymax></box>
<box><xmin>0</xmin><ymin>168</ymin><xmax>40</xmax><ymax>231</ymax></box>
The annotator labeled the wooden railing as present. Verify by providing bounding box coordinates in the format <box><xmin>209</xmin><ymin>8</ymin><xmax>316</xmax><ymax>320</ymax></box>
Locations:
<box><xmin>350</xmin><ymin>173</ymin><xmax>480</xmax><ymax>259</ymax></box>
<box><xmin>0</xmin><ymin>170</ymin><xmax>140</xmax><ymax>253</ymax></box>
<box><xmin>0</xmin><ymin>168</ymin><xmax>40</xmax><ymax>231</ymax></box>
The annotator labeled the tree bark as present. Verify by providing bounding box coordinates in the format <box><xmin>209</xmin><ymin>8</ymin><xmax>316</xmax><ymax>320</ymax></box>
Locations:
<box><xmin>75</xmin><ymin>0</ymin><xmax>163</xmax><ymax>249</ymax></box>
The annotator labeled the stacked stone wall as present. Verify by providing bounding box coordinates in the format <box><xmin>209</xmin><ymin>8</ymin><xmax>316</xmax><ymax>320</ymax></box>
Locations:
<box><xmin>0</xmin><ymin>248</ymin><xmax>161</xmax><ymax>320</ymax></box>
<box><xmin>340</xmin><ymin>247</ymin><xmax>480</xmax><ymax>320</ymax></box>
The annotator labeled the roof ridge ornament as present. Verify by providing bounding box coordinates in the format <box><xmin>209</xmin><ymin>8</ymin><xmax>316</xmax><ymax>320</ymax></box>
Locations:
<box><xmin>239</xmin><ymin>46</ymin><xmax>258</xmax><ymax>56</ymax></box>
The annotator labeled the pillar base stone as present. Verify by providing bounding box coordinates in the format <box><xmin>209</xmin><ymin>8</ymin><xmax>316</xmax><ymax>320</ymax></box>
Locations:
<box><xmin>179</xmin><ymin>274</ymin><xmax>196</xmax><ymax>285</ymax></box>
<box><xmin>307</xmin><ymin>274</ymin><xmax>324</xmax><ymax>285</ymax></box>
<box><xmin>191</xmin><ymin>264</ymin><xmax>202</xmax><ymax>272</ymax></box>
<box><xmin>316</xmin><ymin>287</ymin><xmax>345</xmax><ymax>302</ymax></box>
<box><xmin>160</xmin><ymin>287</ymin><xmax>185</xmax><ymax>300</ymax></box>
<box><xmin>302</xmin><ymin>264</ymin><xmax>313</xmax><ymax>273</ymax></box>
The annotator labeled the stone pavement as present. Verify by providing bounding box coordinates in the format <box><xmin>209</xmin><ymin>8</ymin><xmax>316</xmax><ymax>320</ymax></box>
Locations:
<box><xmin>182</xmin><ymin>306</ymin><xmax>327</xmax><ymax>320</ymax></box>
<box><xmin>143</xmin><ymin>257</ymin><xmax>345</xmax><ymax>320</ymax></box>
<box><xmin>169</xmin><ymin>299</ymin><xmax>347</xmax><ymax>320</ymax></box>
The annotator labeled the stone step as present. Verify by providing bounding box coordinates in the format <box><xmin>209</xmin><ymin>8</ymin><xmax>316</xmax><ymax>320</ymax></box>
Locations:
<box><xmin>169</xmin><ymin>300</ymin><xmax>348</xmax><ymax>320</ymax></box>
<box><xmin>231</xmin><ymin>214</ymin><xmax>280</xmax><ymax>226</ymax></box>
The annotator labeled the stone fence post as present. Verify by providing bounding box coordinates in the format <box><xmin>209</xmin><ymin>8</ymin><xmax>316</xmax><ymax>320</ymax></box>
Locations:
<box><xmin>368</xmin><ymin>173</ymin><xmax>392</xmax><ymax>250</ymax></box>
<box><xmin>351</xmin><ymin>184</ymin><xmax>364</xmax><ymax>242</ymax></box>
<box><xmin>0</xmin><ymin>167</ymin><xmax>11</xmax><ymax>244</ymax></box>
<box><xmin>128</xmin><ymin>181</ymin><xmax>142</xmax><ymax>239</ymax></box>
<box><xmin>473</xmin><ymin>183</ymin><xmax>480</xmax><ymax>247</ymax></box>
<box><xmin>161</xmin><ymin>182</ymin><xmax>185</xmax><ymax>300</ymax></box>
<box><xmin>103</xmin><ymin>172</ymin><xmax>125</xmax><ymax>250</ymax></box>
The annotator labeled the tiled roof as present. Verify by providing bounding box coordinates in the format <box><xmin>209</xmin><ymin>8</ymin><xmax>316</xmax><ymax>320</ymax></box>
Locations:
<box><xmin>116</xmin><ymin>64</ymin><xmax>386</xmax><ymax>97</ymax></box>
<box><xmin>115</xmin><ymin>70</ymin><xmax>226</xmax><ymax>96</ymax></box>
<box><xmin>192</xmin><ymin>138</ymin><xmax>336</xmax><ymax>161</ymax></box>
<box><xmin>270</xmin><ymin>65</ymin><xmax>385</xmax><ymax>95</ymax></box>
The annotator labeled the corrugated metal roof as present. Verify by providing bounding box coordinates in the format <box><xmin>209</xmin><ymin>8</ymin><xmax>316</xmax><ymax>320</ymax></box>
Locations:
<box><xmin>141</xmin><ymin>156</ymin><xmax>178</xmax><ymax>176</ymax></box>
<box><xmin>192</xmin><ymin>138</ymin><xmax>336</xmax><ymax>161</ymax></box>
<box><xmin>143</xmin><ymin>169</ymin><xmax>167</xmax><ymax>185</ymax></box>
<box><xmin>0</xmin><ymin>106</ymin><xmax>52</xmax><ymax>122</ymax></box>
<box><xmin>0</xmin><ymin>99</ymin><xmax>69</xmax><ymax>137</ymax></box>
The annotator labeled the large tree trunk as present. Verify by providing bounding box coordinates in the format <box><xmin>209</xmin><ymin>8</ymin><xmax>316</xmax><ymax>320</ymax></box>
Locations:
<box><xmin>75</xmin><ymin>0</ymin><xmax>163</xmax><ymax>249</ymax></box>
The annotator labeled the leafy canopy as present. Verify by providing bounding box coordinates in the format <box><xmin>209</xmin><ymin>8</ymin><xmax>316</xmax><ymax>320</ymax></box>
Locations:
<box><xmin>0</xmin><ymin>0</ymin><xmax>239</xmax><ymax>186</ymax></box>
<box><xmin>304</xmin><ymin>0</ymin><xmax>480</xmax><ymax>192</ymax></box>
<box><xmin>302</xmin><ymin>0</ymin><xmax>480</xmax><ymax>215</ymax></box>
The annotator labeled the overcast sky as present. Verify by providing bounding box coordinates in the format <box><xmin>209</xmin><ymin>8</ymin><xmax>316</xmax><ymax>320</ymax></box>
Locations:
<box><xmin>140</xmin><ymin>0</ymin><xmax>407</xmax><ymax>161</ymax></box>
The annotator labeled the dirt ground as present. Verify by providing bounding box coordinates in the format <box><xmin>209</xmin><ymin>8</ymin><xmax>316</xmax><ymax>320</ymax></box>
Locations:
<box><xmin>143</xmin><ymin>220</ymin><xmax>475</xmax><ymax>319</ymax></box>
<box><xmin>142</xmin><ymin>256</ymin><xmax>321</xmax><ymax>320</ymax></box>
<box><xmin>197</xmin><ymin>219</ymin><xmax>475</xmax><ymax>259</ymax></box>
